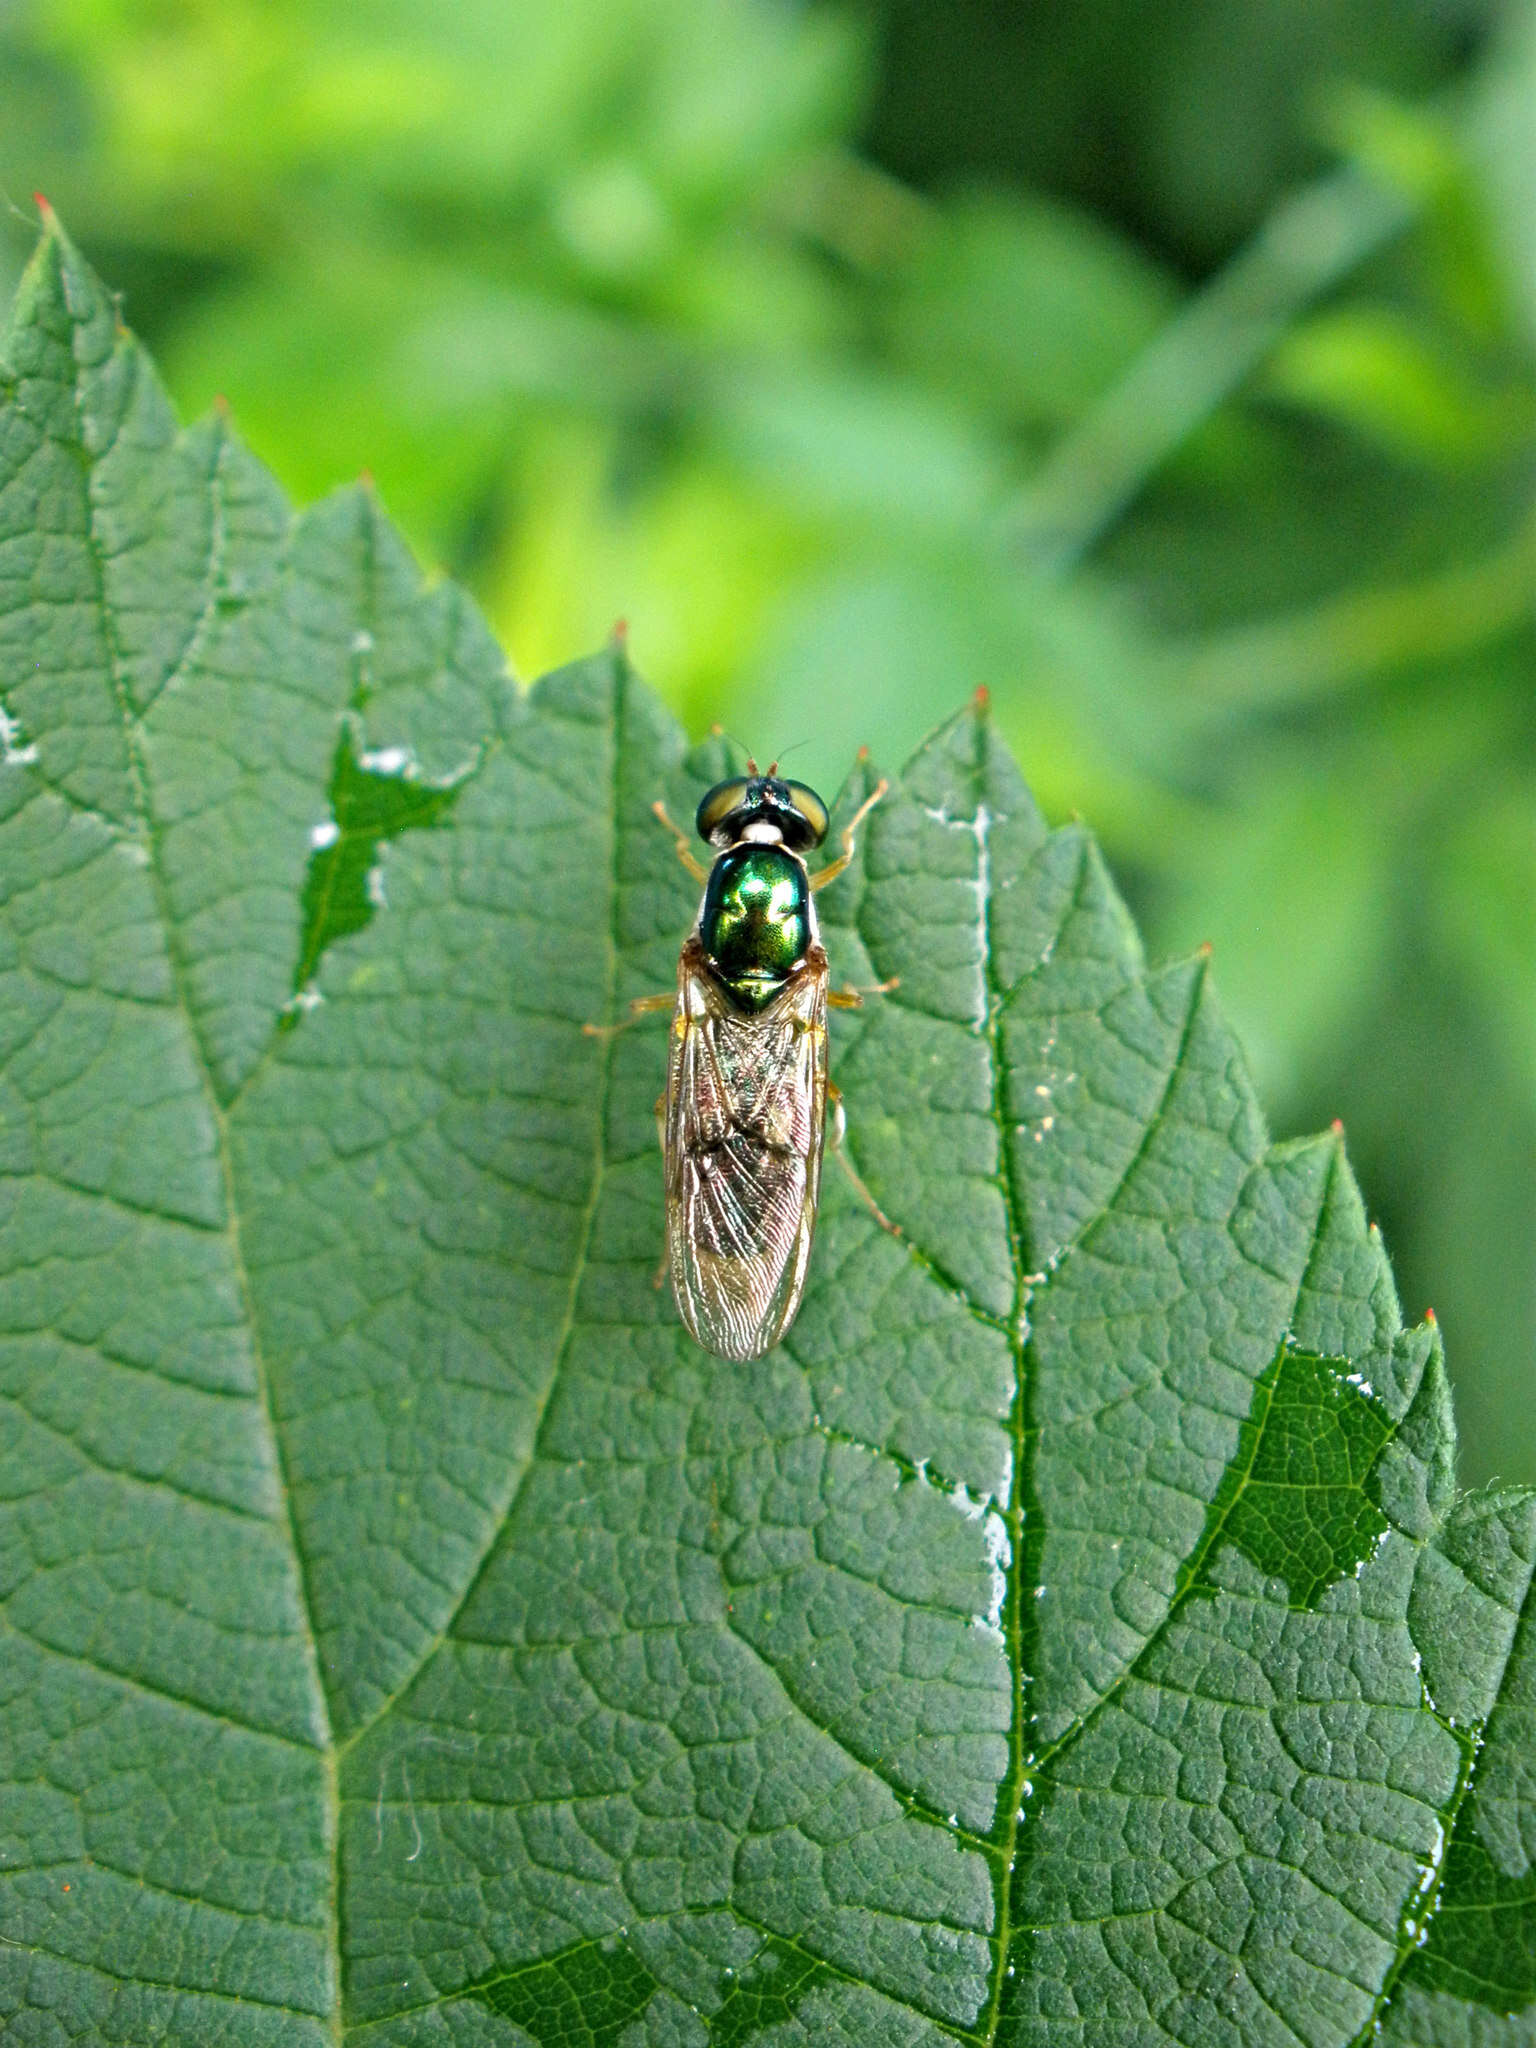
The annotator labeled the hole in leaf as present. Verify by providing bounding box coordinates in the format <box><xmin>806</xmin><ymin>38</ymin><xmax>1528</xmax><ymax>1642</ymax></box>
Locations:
<box><xmin>709</xmin><ymin>1932</ymin><xmax>842</xmax><ymax>2043</ymax></box>
<box><xmin>475</xmin><ymin>1938</ymin><xmax>658</xmax><ymax>2044</ymax></box>
<box><xmin>287</xmin><ymin>721</ymin><xmax>468</xmax><ymax>1013</ymax></box>
<box><xmin>0</xmin><ymin>697</ymin><xmax>39</xmax><ymax>766</ymax></box>
<box><xmin>1412</xmin><ymin>1778</ymin><xmax>1536</xmax><ymax>2012</ymax></box>
<box><xmin>470</xmin><ymin>1929</ymin><xmax>841</xmax><ymax>2044</ymax></box>
<box><xmin>1201</xmin><ymin>1342</ymin><xmax>1393</xmax><ymax>1608</ymax></box>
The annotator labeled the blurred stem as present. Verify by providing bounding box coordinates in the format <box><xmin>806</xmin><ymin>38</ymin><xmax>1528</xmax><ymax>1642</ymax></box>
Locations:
<box><xmin>1172</xmin><ymin>504</ymin><xmax>1536</xmax><ymax>706</ymax></box>
<box><xmin>772</xmin><ymin>147</ymin><xmax>934</xmax><ymax>272</ymax></box>
<box><xmin>1001</xmin><ymin>165</ymin><xmax>1417</xmax><ymax>575</ymax></box>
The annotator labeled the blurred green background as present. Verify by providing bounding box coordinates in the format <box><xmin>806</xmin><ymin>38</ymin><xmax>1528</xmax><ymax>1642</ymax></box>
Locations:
<box><xmin>3</xmin><ymin>0</ymin><xmax>1532</xmax><ymax>1484</ymax></box>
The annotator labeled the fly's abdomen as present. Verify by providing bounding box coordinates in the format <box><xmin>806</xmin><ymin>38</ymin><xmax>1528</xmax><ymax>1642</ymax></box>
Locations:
<box><xmin>665</xmin><ymin>943</ymin><xmax>829</xmax><ymax>1360</ymax></box>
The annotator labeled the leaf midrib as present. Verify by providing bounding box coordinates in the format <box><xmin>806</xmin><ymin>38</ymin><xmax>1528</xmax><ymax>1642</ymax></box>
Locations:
<box><xmin>838</xmin><ymin>731</ymin><xmax>1371</xmax><ymax>2045</ymax></box>
<box><xmin>975</xmin><ymin>775</ymin><xmax>1042</xmax><ymax>2044</ymax></box>
<box><xmin>68</xmin><ymin>304</ymin><xmax>634</xmax><ymax>2028</ymax></box>
<box><xmin>833</xmin><ymin>727</ymin><xmax>1050</xmax><ymax>2039</ymax></box>
<box><xmin>62</xmin><ymin>305</ymin><xmax>342</xmax><ymax>2037</ymax></box>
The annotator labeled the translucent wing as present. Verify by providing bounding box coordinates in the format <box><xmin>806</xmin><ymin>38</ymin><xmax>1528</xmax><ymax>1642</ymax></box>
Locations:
<box><xmin>663</xmin><ymin>935</ymin><xmax>829</xmax><ymax>1360</ymax></box>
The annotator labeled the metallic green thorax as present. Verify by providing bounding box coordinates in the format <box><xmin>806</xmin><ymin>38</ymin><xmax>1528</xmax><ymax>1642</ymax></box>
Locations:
<box><xmin>699</xmin><ymin>845</ymin><xmax>810</xmax><ymax>1012</ymax></box>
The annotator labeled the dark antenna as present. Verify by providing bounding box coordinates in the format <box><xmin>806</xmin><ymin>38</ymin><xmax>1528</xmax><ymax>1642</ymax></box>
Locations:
<box><xmin>770</xmin><ymin>737</ymin><xmax>813</xmax><ymax>768</ymax></box>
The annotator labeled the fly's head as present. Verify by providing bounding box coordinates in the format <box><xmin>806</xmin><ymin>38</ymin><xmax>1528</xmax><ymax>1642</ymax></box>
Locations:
<box><xmin>694</xmin><ymin>771</ymin><xmax>829</xmax><ymax>855</ymax></box>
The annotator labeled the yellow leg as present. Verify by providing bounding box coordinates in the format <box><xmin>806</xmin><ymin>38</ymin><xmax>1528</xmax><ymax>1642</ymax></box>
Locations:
<box><xmin>827</xmin><ymin>1081</ymin><xmax>903</xmax><ymax>1239</ymax></box>
<box><xmin>582</xmin><ymin>991</ymin><xmax>675</xmax><ymax>1039</ymax></box>
<box><xmin>811</xmin><ymin>779</ymin><xmax>888</xmax><ymax>893</ymax></box>
<box><xmin>828</xmin><ymin>975</ymin><xmax>899</xmax><ymax>1011</ymax></box>
<box><xmin>652</xmin><ymin>800</ymin><xmax>709</xmax><ymax>884</ymax></box>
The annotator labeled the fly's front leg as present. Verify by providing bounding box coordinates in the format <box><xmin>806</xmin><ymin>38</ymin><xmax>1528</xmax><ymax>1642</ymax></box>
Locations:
<box><xmin>582</xmin><ymin>991</ymin><xmax>675</xmax><ymax>1040</ymax></box>
<box><xmin>811</xmin><ymin>778</ymin><xmax>889</xmax><ymax>893</ymax></box>
<box><xmin>827</xmin><ymin>1080</ymin><xmax>903</xmax><ymax>1241</ymax></box>
<box><xmin>652</xmin><ymin>800</ymin><xmax>709</xmax><ymax>884</ymax></box>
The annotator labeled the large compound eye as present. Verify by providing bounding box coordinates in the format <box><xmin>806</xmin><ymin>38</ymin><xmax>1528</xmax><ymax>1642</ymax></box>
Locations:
<box><xmin>783</xmin><ymin>781</ymin><xmax>828</xmax><ymax>847</ymax></box>
<box><xmin>695</xmin><ymin>778</ymin><xmax>750</xmax><ymax>844</ymax></box>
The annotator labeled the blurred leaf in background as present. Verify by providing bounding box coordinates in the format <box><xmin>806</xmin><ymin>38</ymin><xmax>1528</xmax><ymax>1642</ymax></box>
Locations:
<box><xmin>2</xmin><ymin>0</ymin><xmax>1531</xmax><ymax>1485</ymax></box>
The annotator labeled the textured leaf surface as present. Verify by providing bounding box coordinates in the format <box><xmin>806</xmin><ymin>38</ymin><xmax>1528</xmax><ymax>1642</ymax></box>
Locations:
<box><xmin>2</xmin><ymin>215</ymin><xmax>1533</xmax><ymax>2046</ymax></box>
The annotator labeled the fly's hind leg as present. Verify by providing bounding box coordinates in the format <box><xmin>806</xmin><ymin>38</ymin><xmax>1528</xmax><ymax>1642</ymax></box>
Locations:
<box><xmin>827</xmin><ymin>1081</ymin><xmax>903</xmax><ymax>1241</ymax></box>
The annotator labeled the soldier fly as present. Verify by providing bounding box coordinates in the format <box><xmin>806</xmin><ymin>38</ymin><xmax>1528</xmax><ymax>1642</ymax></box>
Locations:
<box><xmin>591</xmin><ymin>762</ymin><xmax>891</xmax><ymax>1360</ymax></box>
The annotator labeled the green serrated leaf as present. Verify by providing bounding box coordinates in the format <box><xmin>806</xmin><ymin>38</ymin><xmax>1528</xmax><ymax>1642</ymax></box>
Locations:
<box><xmin>2</xmin><ymin>212</ymin><xmax>1534</xmax><ymax>2048</ymax></box>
